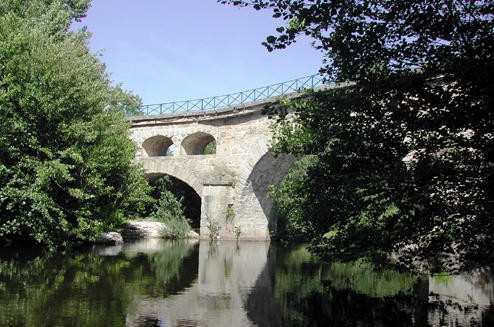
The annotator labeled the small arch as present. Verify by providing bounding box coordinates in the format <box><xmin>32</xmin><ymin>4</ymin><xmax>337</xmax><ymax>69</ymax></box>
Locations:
<box><xmin>142</xmin><ymin>135</ymin><xmax>174</xmax><ymax>157</ymax></box>
<box><xmin>203</xmin><ymin>139</ymin><xmax>216</xmax><ymax>155</ymax></box>
<box><xmin>181</xmin><ymin>132</ymin><xmax>216</xmax><ymax>155</ymax></box>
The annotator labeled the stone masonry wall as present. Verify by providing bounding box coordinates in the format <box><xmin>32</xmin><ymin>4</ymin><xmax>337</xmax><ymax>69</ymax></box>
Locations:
<box><xmin>129</xmin><ymin>102</ymin><xmax>293</xmax><ymax>240</ymax></box>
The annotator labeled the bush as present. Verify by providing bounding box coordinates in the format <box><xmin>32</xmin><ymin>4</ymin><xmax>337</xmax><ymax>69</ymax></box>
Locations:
<box><xmin>151</xmin><ymin>190</ymin><xmax>191</xmax><ymax>239</ymax></box>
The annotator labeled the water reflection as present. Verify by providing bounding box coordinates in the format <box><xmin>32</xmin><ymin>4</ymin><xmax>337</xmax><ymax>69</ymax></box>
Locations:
<box><xmin>0</xmin><ymin>240</ymin><xmax>198</xmax><ymax>327</ymax></box>
<box><xmin>126</xmin><ymin>241</ymin><xmax>269</xmax><ymax>326</ymax></box>
<box><xmin>428</xmin><ymin>268</ymin><xmax>494</xmax><ymax>326</ymax></box>
<box><xmin>0</xmin><ymin>241</ymin><xmax>492</xmax><ymax>326</ymax></box>
<box><xmin>247</xmin><ymin>245</ymin><xmax>494</xmax><ymax>327</ymax></box>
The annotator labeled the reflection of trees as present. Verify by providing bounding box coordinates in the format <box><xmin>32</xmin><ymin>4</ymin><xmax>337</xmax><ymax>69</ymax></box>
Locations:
<box><xmin>0</xmin><ymin>241</ymin><xmax>198</xmax><ymax>327</ymax></box>
<box><xmin>248</xmin><ymin>245</ymin><xmax>494</xmax><ymax>326</ymax></box>
<box><xmin>322</xmin><ymin>260</ymin><xmax>420</xmax><ymax>298</ymax></box>
<box><xmin>248</xmin><ymin>245</ymin><xmax>429</xmax><ymax>327</ymax></box>
<box><xmin>141</xmin><ymin>241</ymin><xmax>199</xmax><ymax>297</ymax></box>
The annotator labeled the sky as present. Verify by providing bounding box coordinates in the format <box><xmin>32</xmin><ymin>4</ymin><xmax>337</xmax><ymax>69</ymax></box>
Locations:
<box><xmin>72</xmin><ymin>0</ymin><xmax>324</xmax><ymax>105</ymax></box>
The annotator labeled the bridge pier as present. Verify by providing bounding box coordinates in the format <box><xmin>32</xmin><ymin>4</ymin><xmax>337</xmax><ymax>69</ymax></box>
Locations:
<box><xmin>200</xmin><ymin>176</ymin><xmax>236</xmax><ymax>240</ymax></box>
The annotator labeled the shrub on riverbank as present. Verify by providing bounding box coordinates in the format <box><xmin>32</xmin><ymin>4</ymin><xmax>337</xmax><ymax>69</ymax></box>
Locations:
<box><xmin>151</xmin><ymin>189</ymin><xmax>192</xmax><ymax>239</ymax></box>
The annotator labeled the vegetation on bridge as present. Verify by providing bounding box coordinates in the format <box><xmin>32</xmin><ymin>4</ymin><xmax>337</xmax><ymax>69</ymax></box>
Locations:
<box><xmin>0</xmin><ymin>0</ymin><xmax>152</xmax><ymax>248</ymax></box>
<box><xmin>223</xmin><ymin>0</ymin><xmax>494</xmax><ymax>271</ymax></box>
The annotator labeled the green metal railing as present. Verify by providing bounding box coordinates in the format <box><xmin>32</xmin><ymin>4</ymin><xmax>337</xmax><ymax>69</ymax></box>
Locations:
<box><xmin>139</xmin><ymin>74</ymin><xmax>326</xmax><ymax>115</ymax></box>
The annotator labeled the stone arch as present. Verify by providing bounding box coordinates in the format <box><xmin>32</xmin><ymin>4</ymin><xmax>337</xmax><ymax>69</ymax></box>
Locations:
<box><xmin>181</xmin><ymin>132</ymin><xmax>216</xmax><ymax>155</ymax></box>
<box><xmin>140</xmin><ymin>160</ymin><xmax>203</xmax><ymax>196</ymax></box>
<box><xmin>142</xmin><ymin>135</ymin><xmax>174</xmax><ymax>157</ymax></box>
<box><xmin>146</xmin><ymin>173</ymin><xmax>202</xmax><ymax>228</ymax></box>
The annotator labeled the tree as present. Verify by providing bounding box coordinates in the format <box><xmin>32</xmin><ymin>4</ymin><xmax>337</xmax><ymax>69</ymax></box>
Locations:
<box><xmin>0</xmin><ymin>0</ymin><xmax>151</xmax><ymax>248</ymax></box>
<box><xmin>221</xmin><ymin>0</ymin><xmax>494</xmax><ymax>269</ymax></box>
<box><xmin>108</xmin><ymin>84</ymin><xmax>144</xmax><ymax>115</ymax></box>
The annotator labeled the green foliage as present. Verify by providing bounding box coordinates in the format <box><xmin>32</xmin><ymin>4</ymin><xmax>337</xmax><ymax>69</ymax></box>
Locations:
<box><xmin>108</xmin><ymin>84</ymin><xmax>143</xmax><ymax>115</ymax></box>
<box><xmin>275</xmin><ymin>246</ymin><xmax>420</xmax><ymax>299</ymax></box>
<box><xmin>151</xmin><ymin>189</ymin><xmax>191</xmax><ymax>239</ymax></box>
<box><xmin>147</xmin><ymin>175</ymin><xmax>201</xmax><ymax>227</ymax></box>
<box><xmin>233</xmin><ymin>225</ymin><xmax>241</xmax><ymax>240</ymax></box>
<box><xmin>149</xmin><ymin>176</ymin><xmax>192</xmax><ymax>239</ymax></box>
<box><xmin>324</xmin><ymin>259</ymin><xmax>420</xmax><ymax>298</ymax></box>
<box><xmin>223</xmin><ymin>0</ymin><xmax>494</xmax><ymax>269</ymax></box>
<box><xmin>269</xmin><ymin>79</ymin><xmax>493</xmax><ymax>266</ymax></box>
<box><xmin>0</xmin><ymin>0</ymin><xmax>152</xmax><ymax>248</ymax></box>
<box><xmin>268</xmin><ymin>155</ymin><xmax>316</xmax><ymax>242</ymax></box>
<box><xmin>206</xmin><ymin>216</ymin><xmax>221</xmax><ymax>240</ymax></box>
<box><xmin>151</xmin><ymin>189</ymin><xmax>185</xmax><ymax>222</ymax></box>
<box><xmin>226</xmin><ymin>203</ymin><xmax>235</xmax><ymax>221</ymax></box>
<box><xmin>0</xmin><ymin>0</ymin><xmax>90</xmax><ymax>35</ymax></box>
<box><xmin>158</xmin><ymin>216</ymin><xmax>191</xmax><ymax>240</ymax></box>
<box><xmin>271</xmin><ymin>245</ymin><xmax>425</xmax><ymax>326</ymax></box>
<box><xmin>203</xmin><ymin>139</ymin><xmax>216</xmax><ymax>154</ymax></box>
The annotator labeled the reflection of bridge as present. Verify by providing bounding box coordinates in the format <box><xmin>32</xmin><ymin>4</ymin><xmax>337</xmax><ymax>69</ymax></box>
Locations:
<box><xmin>124</xmin><ymin>240</ymin><xmax>273</xmax><ymax>327</ymax></box>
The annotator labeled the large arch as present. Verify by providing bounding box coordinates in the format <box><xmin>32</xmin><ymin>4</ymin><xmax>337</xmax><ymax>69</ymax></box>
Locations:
<box><xmin>146</xmin><ymin>173</ymin><xmax>202</xmax><ymax>228</ymax></box>
<box><xmin>142</xmin><ymin>135</ymin><xmax>174</xmax><ymax>157</ymax></box>
<box><xmin>140</xmin><ymin>159</ymin><xmax>203</xmax><ymax>197</ymax></box>
<box><xmin>234</xmin><ymin>151</ymin><xmax>295</xmax><ymax>236</ymax></box>
<box><xmin>181</xmin><ymin>132</ymin><xmax>216</xmax><ymax>155</ymax></box>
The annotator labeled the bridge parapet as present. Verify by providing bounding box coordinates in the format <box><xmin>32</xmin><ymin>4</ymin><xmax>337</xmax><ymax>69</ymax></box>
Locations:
<box><xmin>137</xmin><ymin>74</ymin><xmax>327</xmax><ymax>115</ymax></box>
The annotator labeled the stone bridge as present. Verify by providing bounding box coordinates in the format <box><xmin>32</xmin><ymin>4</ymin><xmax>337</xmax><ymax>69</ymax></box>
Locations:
<box><xmin>129</xmin><ymin>97</ymin><xmax>295</xmax><ymax>240</ymax></box>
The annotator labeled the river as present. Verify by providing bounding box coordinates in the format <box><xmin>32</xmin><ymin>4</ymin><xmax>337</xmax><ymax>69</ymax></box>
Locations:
<box><xmin>0</xmin><ymin>240</ymin><xmax>492</xmax><ymax>326</ymax></box>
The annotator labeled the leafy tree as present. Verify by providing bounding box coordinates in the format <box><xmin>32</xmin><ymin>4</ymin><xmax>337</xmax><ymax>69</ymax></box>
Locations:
<box><xmin>108</xmin><ymin>84</ymin><xmax>144</xmax><ymax>115</ymax></box>
<box><xmin>0</xmin><ymin>0</ymin><xmax>90</xmax><ymax>35</ymax></box>
<box><xmin>221</xmin><ymin>0</ymin><xmax>494</xmax><ymax>269</ymax></box>
<box><xmin>151</xmin><ymin>189</ymin><xmax>192</xmax><ymax>239</ymax></box>
<box><xmin>0</xmin><ymin>0</ymin><xmax>151</xmax><ymax>248</ymax></box>
<box><xmin>268</xmin><ymin>155</ymin><xmax>317</xmax><ymax>242</ymax></box>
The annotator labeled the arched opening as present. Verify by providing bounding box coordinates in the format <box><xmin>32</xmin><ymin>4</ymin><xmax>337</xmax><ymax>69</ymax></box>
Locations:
<box><xmin>146</xmin><ymin>173</ymin><xmax>201</xmax><ymax>229</ymax></box>
<box><xmin>142</xmin><ymin>135</ymin><xmax>174</xmax><ymax>157</ymax></box>
<box><xmin>181</xmin><ymin>132</ymin><xmax>216</xmax><ymax>155</ymax></box>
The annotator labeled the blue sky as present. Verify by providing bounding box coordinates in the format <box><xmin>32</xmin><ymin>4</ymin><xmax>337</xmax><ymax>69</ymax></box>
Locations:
<box><xmin>72</xmin><ymin>0</ymin><xmax>323</xmax><ymax>105</ymax></box>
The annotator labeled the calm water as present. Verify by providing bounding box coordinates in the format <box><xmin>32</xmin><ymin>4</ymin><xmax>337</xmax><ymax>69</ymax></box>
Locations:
<box><xmin>0</xmin><ymin>240</ymin><xmax>492</xmax><ymax>327</ymax></box>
